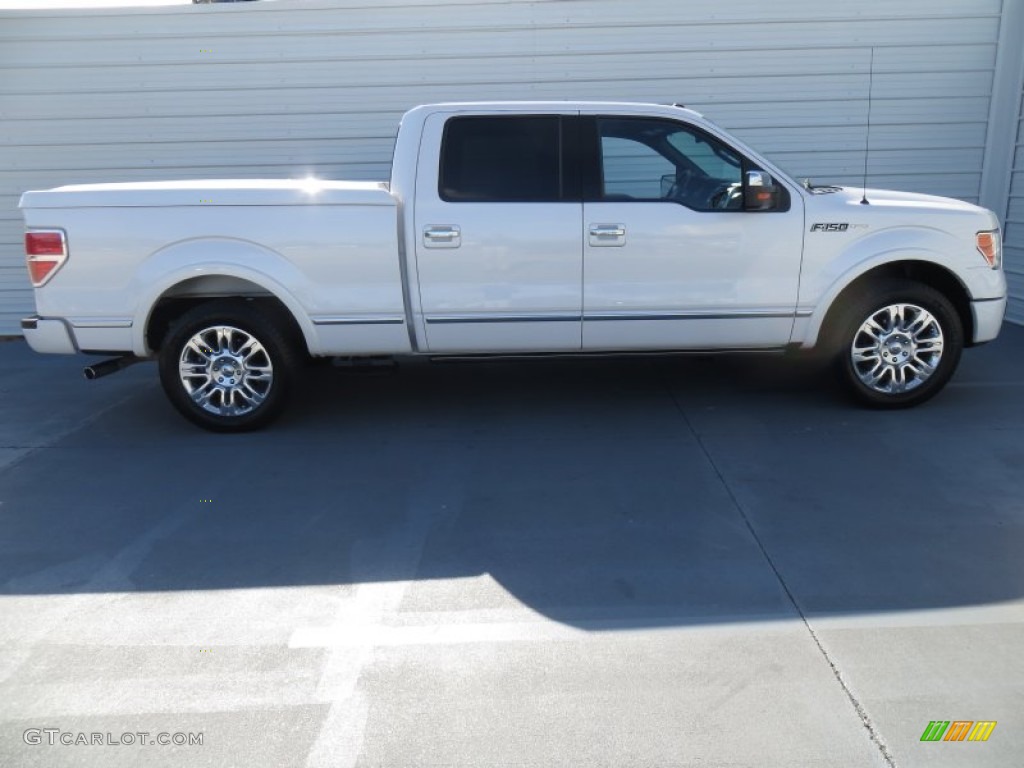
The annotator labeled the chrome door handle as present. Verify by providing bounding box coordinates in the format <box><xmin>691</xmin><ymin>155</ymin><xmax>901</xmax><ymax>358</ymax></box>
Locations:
<box><xmin>423</xmin><ymin>225</ymin><xmax>461</xmax><ymax>248</ymax></box>
<box><xmin>589</xmin><ymin>223</ymin><xmax>626</xmax><ymax>247</ymax></box>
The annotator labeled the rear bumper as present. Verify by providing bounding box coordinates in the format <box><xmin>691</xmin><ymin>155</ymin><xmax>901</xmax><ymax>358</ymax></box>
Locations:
<box><xmin>21</xmin><ymin>316</ymin><xmax>77</xmax><ymax>354</ymax></box>
<box><xmin>971</xmin><ymin>296</ymin><xmax>1006</xmax><ymax>345</ymax></box>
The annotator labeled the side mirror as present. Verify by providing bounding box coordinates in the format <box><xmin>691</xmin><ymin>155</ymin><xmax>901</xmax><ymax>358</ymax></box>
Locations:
<box><xmin>660</xmin><ymin>173</ymin><xmax>676</xmax><ymax>198</ymax></box>
<box><xmin>744</xmin><ymin>170</ymin><xmax>777</xmax><ymax>211</ymax></box>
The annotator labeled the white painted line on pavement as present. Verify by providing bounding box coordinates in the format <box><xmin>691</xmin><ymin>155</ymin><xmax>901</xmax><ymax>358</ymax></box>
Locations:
<box><xmin>302</xmin><ymin>461</ymin><xmax>465</xmax><ymax>768</ymax></box>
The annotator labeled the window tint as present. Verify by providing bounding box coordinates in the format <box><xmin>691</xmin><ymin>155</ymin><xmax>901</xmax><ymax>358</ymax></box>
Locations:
<box><xmin>667</xmin><ymin>130</ymin><xmax>742</xmax><ymax>179</ymax></box>
<box><xmin>601</xmin><ymin>136</ymin><xmax>675</xmax><ymax>199</ymax></box>
<box><xmin>597</xmin><ymin>118</ymin><xmax>743</xmax><ymax>211</ymax></box>
<box><xmin>440</xmin><ymin>116</ymin><xmax>561</xmax><ymax>202</ymax></box>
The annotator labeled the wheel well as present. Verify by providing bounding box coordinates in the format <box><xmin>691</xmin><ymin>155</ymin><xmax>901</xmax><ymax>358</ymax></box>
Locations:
<box><xmin>819</xmin><ymin>261</ymin><xmax>974</xmax><ymax>347</ymax></box>
<box><xmin>146</xmin><ymin>278</ymin><xmax>307</xmax><ymax>354</ymax></box>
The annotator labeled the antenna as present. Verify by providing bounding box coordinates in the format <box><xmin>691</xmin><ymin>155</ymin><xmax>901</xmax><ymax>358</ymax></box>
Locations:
<box><xmin>860</xmin><ymin>47</ymin><xmax>875</xmax><ymax>205</ymax></box>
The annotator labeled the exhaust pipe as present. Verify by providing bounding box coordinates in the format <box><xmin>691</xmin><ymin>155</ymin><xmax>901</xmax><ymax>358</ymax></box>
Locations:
<box><xmin>83</xmin><ymin>355</ymin><xmax>141</xmax><ymax>380</ymax></box>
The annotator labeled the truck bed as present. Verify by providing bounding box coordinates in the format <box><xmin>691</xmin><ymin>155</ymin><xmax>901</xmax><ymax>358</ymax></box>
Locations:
<box><xmin>19</xmin><ymin>178</ymin><xmax>410</xmax><ymax>358</ymax></box>
<box><xmin>20</xmin><ymin>178</ymin><xmax>394</xmax><ymax>208</ymax></box>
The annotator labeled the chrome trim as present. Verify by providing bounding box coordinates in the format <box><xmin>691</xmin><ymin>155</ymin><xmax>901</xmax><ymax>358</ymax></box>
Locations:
<box><xmin>584</xmin><ymin>310</ymin><xmax>800</xmax><ymax>321</ymax></box>
<box><xmin>25</xmin><ymin>227</ymin><xmax>69</xmax><ymax>288</ymax></box>
<box><xmin>178</xmin><ymin>324</ymin><xmax>273</xmax><ymax>417</ymax></box>
<box><xmin>21</xmin><ymin>316</ymin><xmax>39</xmax><ymax>330</ymax></box>
<box><xmin>70</xmin><ymin>318</ymin><xmax>133</xmax><ymax>328</ymax></box>
<box><xmin>850</xmin><ymin>302</ymin><xmax>943</xmax><ymax>394</ymax></box>
<box><xmin>423</xmin><ymin>225</ymin><xmax>460</xmax><ymax>241</ymax></box>
<box><xmin>588</xmin><ymin>223</ymin><xmax>627</xmax><ymax>247</ymax></box>
<box><xmin>426</xmin><ymin>313</ymin><xmax>582</xmax><ymax>324</ymax></box>
<box><xmin>747</xmin><ymin>170</ymin><xmax>770</xmax><ymax>187</ymax></box>
<box><xmin>311</xmin><ymin>315</ymin><xmax>405</xmax><ymax>326</ymax></box>
<box><xmin>425</xmin><ymin>310</ymin><xmax>803</xmax><ymax>324</ymax></box>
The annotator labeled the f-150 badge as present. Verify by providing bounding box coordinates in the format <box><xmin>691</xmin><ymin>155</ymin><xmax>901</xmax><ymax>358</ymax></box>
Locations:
<box><xmin>810</xmin><ymin>222</ymin><xmax>849</xmax><ymax>232</ymax></box>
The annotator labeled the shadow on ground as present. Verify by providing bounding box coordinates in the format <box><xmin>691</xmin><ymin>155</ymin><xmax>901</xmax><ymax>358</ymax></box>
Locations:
<box><xmin>2</xmin><ymin>326</ymin><xmax>1023</xmax><ymax>628</ymax></box>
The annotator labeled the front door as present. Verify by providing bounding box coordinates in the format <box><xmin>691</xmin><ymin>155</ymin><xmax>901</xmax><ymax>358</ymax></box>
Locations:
<box><xmin>413</xmin><ymin>113</ymin><xmax>583</xmax><ymax>353</ymax></box>
<box><xmin>581</xmin><ymin>116</ymin><xmax>805</xmax><ymax>350</ymax></box>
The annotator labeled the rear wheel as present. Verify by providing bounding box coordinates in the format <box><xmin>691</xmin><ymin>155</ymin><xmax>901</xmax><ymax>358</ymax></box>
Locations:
<box><xmin>158</xmin><ymin>301</ymin><xmax>300</xmax><ymax>431</ymax></box>
<box><xmin>834</xmin><ymin>280</ymin><xmax>963</xmax><ymax>408</ymax></box>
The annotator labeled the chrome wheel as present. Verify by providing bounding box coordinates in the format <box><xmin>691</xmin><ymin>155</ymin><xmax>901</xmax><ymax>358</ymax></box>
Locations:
<box><xmin>177</xmin><ymin>325</ymin><xmax>273</xmax><ymax>416</ymax></box>
<box><xmin>850</xmin><ymin>303</ymin><xmax>944</xmax><ymax>394</ymax></box>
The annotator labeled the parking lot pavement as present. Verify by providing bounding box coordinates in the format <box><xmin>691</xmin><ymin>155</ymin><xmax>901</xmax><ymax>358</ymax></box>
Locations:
<box><xmin>0</xmin><ymin>327</ymin><xmax>1022</xmax><ymax>768</ymax></box>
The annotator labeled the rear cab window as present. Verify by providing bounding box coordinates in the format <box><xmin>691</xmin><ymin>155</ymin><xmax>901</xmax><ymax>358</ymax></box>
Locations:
<box><xmin>439</xmin><ymin>116</ymin><xmax>567</xmax><ymax>202</ymax></box>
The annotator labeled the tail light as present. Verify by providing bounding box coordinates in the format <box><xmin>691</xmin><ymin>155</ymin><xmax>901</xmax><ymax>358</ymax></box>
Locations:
<box><xmin>976</xmin><ymin>230</ymin><xmax>1001</xmax><ymax>269</ymax></box>
<box><xmin>25</xmin><ymin>229</ymin><xmax>67</xmax><ymax>286</ymax></box>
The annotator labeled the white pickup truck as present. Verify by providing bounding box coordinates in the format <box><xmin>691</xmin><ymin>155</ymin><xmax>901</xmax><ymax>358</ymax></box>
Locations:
<box><xmin>20</xmin><ymin>102</ymin><xmax>1006</xmax><ymax>431</ymax></box>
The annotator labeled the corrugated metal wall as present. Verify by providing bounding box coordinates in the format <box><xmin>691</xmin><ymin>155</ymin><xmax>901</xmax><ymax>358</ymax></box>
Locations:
<box><xmin>1006</xmin><ymin>86</ymin><xmax>1024</xmax><ymax>324</ymax></box>
<box><xmin>0</xmin><ymin>0</ymin><xmax>1007</xmax><ymax>334</ymax></box>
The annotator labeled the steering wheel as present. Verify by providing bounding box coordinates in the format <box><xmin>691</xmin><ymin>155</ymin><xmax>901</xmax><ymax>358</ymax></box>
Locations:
<box><xmin>708</xmin><ymin>182</ymin><xmax>742</xmax><ymax>211</ymax></box>
<box><xmin>667</xmin><ymin>169</ymin><xmax>695</xmax><ymax>201</ymax></box>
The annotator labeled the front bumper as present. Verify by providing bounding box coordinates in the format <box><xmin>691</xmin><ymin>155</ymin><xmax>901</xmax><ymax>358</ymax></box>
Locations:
<box><xmin>970</xmin><ymin>296</ymin><xmax>1006</xmax><ymax>345</ymax></box>
<box><xmin>21</xmin><ymin>316</ymin><xmax>77</xmax><ymax>354</ymax></box>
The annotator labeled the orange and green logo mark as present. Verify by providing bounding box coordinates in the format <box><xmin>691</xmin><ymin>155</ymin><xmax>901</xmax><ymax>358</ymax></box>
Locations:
<box><xmin>921</xmin><ymin>721</ymin><xmax>996</xmax><ymax>742</ymax></box>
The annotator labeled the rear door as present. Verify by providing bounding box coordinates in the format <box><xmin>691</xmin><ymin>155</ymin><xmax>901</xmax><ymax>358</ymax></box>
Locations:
<box><xmin>413</xmin><ymin>113</ymin><xmax>583</xmax><ymax>352</ymax></box>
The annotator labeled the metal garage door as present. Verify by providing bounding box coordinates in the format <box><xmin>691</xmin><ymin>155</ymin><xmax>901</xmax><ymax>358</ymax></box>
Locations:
<box><xmin>1005</xmin><ymin>86</ymin><xmax>1024</xmax><ymax>325</ymax></box>
<box><xmin>0</xmin><ymin>0</ymin><xmax>1007</xmax><ymax>335</ymax></box>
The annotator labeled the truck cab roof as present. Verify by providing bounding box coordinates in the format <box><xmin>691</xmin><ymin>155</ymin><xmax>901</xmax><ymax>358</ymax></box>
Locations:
<box><xmin>404</xmin><ymin>101</ymin><xmax>704</xmax><ymax>119</ymax></box>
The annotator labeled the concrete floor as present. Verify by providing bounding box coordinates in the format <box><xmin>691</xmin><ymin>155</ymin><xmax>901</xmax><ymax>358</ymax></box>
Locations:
<box><xmin>0</xmin><ymin>328</ymin><xmax>1022</xmax><ymax>767</ymax></box>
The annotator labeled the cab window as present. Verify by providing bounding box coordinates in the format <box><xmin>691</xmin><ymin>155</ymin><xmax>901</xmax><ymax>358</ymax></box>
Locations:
<box><xmin>596</xmin><ymin>117</ymin><xmax>745</xmax><ymax>212</ymax></box>
<box><xmin>440</xmin><ymin>116</ymin><xmax>562</xmax><ymax>202</ymax></box>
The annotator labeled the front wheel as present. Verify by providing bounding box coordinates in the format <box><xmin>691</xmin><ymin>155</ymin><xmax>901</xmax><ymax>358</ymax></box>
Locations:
<box><xmin>835</xmin><ymin>280</ymin><xmax>963</xmax><ymax>408</ymax></box>
<box><xmin>158</xmin><ymin>301</ymin><xmax>300</xmax><ymax>431</ymax></box>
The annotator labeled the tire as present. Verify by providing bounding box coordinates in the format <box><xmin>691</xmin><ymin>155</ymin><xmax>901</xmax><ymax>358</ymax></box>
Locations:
<box><xmin>832</xmin><ymin>279</ymin><xmax>963</xmax><ymax>409</ymax></box>
<box><xmin>158</xmin><ymin>300</ymin><xmax>301</xmax><ymax>431</ymax></box>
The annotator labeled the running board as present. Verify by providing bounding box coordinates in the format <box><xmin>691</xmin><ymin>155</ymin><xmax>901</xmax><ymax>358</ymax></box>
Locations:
<box><xmin>427</xmin><ymin>348</ymin><xmax>790</xmax><ymax>363</ymax></box>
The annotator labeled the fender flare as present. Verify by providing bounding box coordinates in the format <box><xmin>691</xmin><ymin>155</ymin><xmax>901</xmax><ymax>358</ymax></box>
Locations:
<box><xmin>130</xmin><ymin>237</ymin><xmax>319</xmax><ymax>356</ymax></box>
<box><xmin>797</xmin><ymin>248</ymin><xmax>968</xmax><ymax>348</ymax></box>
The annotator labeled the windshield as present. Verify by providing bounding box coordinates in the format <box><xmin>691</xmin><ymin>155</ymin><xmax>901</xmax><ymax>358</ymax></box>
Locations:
<box><xmin>691</xmin><ymin>114</ymin><xmax>803</xmax><ymax>185</ymax></box>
